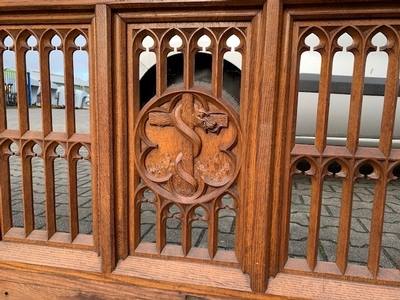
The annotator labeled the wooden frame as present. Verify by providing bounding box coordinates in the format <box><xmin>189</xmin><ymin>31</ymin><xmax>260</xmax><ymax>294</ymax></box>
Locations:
<box><xmin>0</xmin><ymin>1</ymin><xmax>400</xmax><ymax>298</ymax></box>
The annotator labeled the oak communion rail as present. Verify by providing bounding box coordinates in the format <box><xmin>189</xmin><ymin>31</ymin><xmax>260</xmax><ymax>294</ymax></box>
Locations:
<box><xmin>0</xmin><ymin>0</ymin><xmax>400</xmax><ymax>299</ymax></box>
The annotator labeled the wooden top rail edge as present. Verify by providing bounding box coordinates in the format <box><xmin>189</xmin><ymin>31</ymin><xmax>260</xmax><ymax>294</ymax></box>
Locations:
<box><xmin>0</xmin><ymin>0</ymin><xmax>396</xmax><ymax>11</ymax></box>
<box><xmin>0</xmin><ymin>0</ymin><xmax>264</xmax><ymax>11</ymax></box>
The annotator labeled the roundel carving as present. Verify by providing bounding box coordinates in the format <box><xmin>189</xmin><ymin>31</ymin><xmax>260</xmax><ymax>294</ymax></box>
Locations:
<box><xmin>134</xmin><ymin>89</ymin><xmax>240</xmax><ymax>204</ymax></box>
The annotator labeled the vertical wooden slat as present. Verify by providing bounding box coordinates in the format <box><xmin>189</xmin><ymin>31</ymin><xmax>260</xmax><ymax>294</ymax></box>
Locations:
<box><xmin>271</xmin><ymin>9</ymin><xmax>293</xmax><ymax>275</ymax></box>
<box><xmin>0</xmin><ymin>36</ymin><xmax>11</xmax><ymax>237</ymax></box>
<box><xmin>64</xmin><ymin>32</ymin><xmax>77</xmax><ymax>138</ymax></box>
<box><xmin>243</xmin><ymin>0</ymin><xmax>282</xmax><ymax>292</ymax></box>
<box><xmin>335</xmin><ymin>173</ymin><xmax>355</xmax><ymax>274</ymax></box>
<box><xmin>314</xmin><ymin>32</ymin><xmax>333</xmax><ymax>154</ymax></box>
<box><xmin>44</xmin><ymin>147</ymin><xmax>56</xmax><ymax>239</ymax></box>
<box><xmin>345</xmin><ymin>31</ymin><xmax>366</xmax><ymax>154</ymax></box>
<box><xmin>156</xmin><ymin>39</ymin><xmax>167</xmax><ymax>97</ymax></box>
<box><xmin>379</xmin><ymin>32</ymin><xmax>400</xmax><ymax>156</ymax></box>
<box><xmin>0</xmin><ymin>150</ymin><xmax>12</xmax><ymax>236</ymax></box>
<box><xmin>0</xmin><ymin>38</ymin><xmax>6</xmax><ymax>132</ymax></box>
<box><xmin>157</xmin><ymin>203</ymin><xmax>166</xmax><ymax>253</ymax></box>
<box><xmin>15</xmin><ymin>31</ymin><xmax>30</xmax><ymax>134</ymax></box>
<box><xmin>367</xmin><ymin>172</ymin><xmax>387</xmax><ymax>277</ymax></box>
<box><xmin>211</xmin><ymin>38</ymin><xmax>223</xmax><ymax>98</ymax></box>
<box><xmin>89</xmin><ymin>18</ymin><xmax>99</xmax><ymax>253</ymax></box>
<box><xmin>237</xmin><ymin>19</ymin><xmax>253</xmax><ymax>269</ymax></box>
<box><xmin>182</xmin><ymin>211</ymin><xmax>191</xmax><ymax>256</ymax></box>
<box><xmin>183</xmin><ymin>39</ymin><xmax>192</xmax><ymax>90</ymax></box>
<box><xmin>208</xmin><ymin>204</ymin><xmax>217</xmax><ymax>259</ymax></box>
<box><xmin>128</xmin><ymin>26</ymin><xmax>141</xmax><ymax>253</ymax></box>
<box><xmin>68</xmin><ymin>154</ymin><xmax>79</xmax><ymax>240</ymax></box>
<box><xmin>279</xmin><ymin>19</ymin><xmax>300</xmax><ymax>270</ymax></box>
<box><xmin>21</xmin><ymin>145</ymin><xmax>34</xmax><ymax>236</ymax></box>
<box><xmin>95</xmin><ymin>3</ymin><xmax>115</xmax><ymax>273</ymax></box>
<box><xmin>306</xmin><ymin>172</ymin><xmax>323</xmax><ymax>271</ymax></box>
<box><xmin>39</xmin><ymin>32</ymin><xmax>53</xmax><ymax>136</ymax></box>
<box><xmin>113</xmin><ymin>12</ymin><xmax>129</xmax><ymax>259</ymax></box>
<box><xmin>240</xmin><ymin>5</ymin><xmax>263</xmax><ymax>277</ymax></box>
<box><xmin>280</xmin><ymin>173</ymin><xmax>294</xmax><ymax>267</ymax></box>
<box><xmin>130</xmin><ymin>192</ymin><xmax>141</xmax><ymax>251</ymax></box>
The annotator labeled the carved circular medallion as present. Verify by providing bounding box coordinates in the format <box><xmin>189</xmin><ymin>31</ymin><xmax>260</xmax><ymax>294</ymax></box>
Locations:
<box><xmin>134</xmin><ymin>88</ymin><xmax>240</xmax><ymax>204</ymax></box>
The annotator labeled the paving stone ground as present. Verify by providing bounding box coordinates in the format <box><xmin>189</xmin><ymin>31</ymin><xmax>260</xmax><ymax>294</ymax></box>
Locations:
<box><xmin>290</xmin><ymin>176</ymin><xmax>400</xmax><ymax>269</ymax></box>
<box><xmin>5</xmin><ymin>107</ymin><xmax>400</xmax><ymax>269</ymax></box>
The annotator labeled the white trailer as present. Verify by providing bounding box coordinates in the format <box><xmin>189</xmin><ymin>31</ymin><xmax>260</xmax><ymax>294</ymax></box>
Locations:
<box><xmin>139</xmin><ymin>33</ymin><xmax>400</xmax><ymax>148</ymax></box>
<box><xmin>53</xmin><ymin>86</ymin><xmax>89</xmax><ymax>109</ymax></box>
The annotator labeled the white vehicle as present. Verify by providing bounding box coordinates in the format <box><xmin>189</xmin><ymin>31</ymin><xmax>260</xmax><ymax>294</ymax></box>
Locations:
<box><xmin>53</xmin><ymin>86</ymin><xmax>89</xmax><ymax>109</ymax></box>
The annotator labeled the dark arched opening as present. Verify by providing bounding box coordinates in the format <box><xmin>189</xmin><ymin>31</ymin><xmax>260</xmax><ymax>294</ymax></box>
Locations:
<box><xmin>139</xmin><ymin>52</ymin><xmax>241</xmax><ymax>110</ymax></box>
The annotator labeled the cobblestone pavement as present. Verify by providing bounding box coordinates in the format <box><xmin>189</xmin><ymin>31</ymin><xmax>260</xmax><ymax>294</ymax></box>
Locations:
<box><xmin>9</xmin><ymin>144</ymin><xmax>93</xmax><ymax>235</ymax></box>
<box><xmin>290</xmin><ymin>177</ymin><xmax>400</xmax><ymax>269</ymax></box>
<box><xmin>5</xmin><ymin>108</ymin><xmax>400</xmax><ymax>269</ymax></box>
<box><xmin>6</xmin><ymin>106</ymin><xmax>90</xmax><ymax>133</ymax></box>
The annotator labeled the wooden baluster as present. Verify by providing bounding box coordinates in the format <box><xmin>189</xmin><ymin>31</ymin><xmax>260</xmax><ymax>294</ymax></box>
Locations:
<box><xmin>157</xmin><ymin>202</ymin><xmax>167</xmax><ymax>254</ymax></box>
<box><xmin>306</xmin><ymin>168</ymin><xmax>323</xmax><ymax>271</ymax></box>
<box><xmin>336</xmin><ymin>164</ymin><xmax>355</xmax><ymax>274</ymax></box>
<box><xmin>314</xmin><ymin>29</ymin><xmax>334</xmax><ymax>154</ymax></box>
<box><xmin>0</xmin><ymin>141</ymin><xmax>13</xmax><ymax>236</ymax></box>
<box><xmin>39</xmin><ymin>31</ymin><xmax>54</xmax><ymax>136</ymax></box>
<box><xmin>346</xmin><ymin>30</ymin><xmax>366</xmax><ymax>154</ymax></box>
<box><xmin>44</xmin><ymin>144</ymin><xmax>56</xmax><ymax>239</ymax></box>
<box><xmin>21</xmin><ymin>142</ymin><xmax>34</xmax><ymax>237</ymax></box>
<box><xmin>64</xmin><ymin>31</ymin><xmax>77</xmax><ymax>138</ymax></box>
<box><xmin>182</xmin><ymin>207</ymin><xmax>191</xmax><ymax>256</ymax></box>
<box><xmin>0</xmin><ymin>34</ymin><xmax>11</xmax><ymax>234</ymax></box>
<box><xmin>212</xmin><ymin>36</ymin><xmax>223</xmax><ymax>99</ymax></box>
<box><xmin>130</xmin><ymin>185</ymin><xmax>143</xmax><ymax>252</ymax></box>
<box><xmin>15</xmin><ymin>30</ymin><xmax>30</xmax><ymax>135</ymax></box>
<box><xmin>156</xmin><ymin>36</ymin><xmax>167</xmax><ymax>97</ymax></box>
<box><xmin>208</xmin><ymin>202</ymin><xmax>218</xmax><ymax>259</ymax></box>
<box><xmin>68</xmin><ymin>147</ymin><xmax>79</xmax><ymax>241</ymax></box>
<box><xmin>367</xmin><ymin>168</ymin><xmax>387</xmax><ymax>277</ymax></box>
<box><xmin>183</xmin><ymin>34</ymin><xmax>192</xmax><ymax>90</ymax></box>
<box><xmin>379</xmin><ymin>30</ymin><xmax>400</xmax><ymax>157</ymax></box>
<box><xmin>0</xmin><ymin>33</ymin><xmax>6</xmax><ymax>132</ymax></box>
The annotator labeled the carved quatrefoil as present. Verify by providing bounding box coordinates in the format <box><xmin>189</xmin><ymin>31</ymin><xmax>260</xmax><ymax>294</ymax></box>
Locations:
<box><xmin>134</xmin><ymin>89</ymin><xmax>240</xmax><ymax>204</ymax></box>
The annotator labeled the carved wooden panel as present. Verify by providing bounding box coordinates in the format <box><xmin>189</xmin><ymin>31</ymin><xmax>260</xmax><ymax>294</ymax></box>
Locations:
<box><xmin>136</xmin><ymin>90</ymin><xmax>239</xmax><ymax>203</ymax></box>
<box><xmin>282</xmin><ymin>21</ymin><xmax>400</xmax><ymax>284</ymax></box>
<box><xmin>0</xmin><ymin>24</ymin><xmax>94</xmax><ymax>249</ymax></box>
<box><xmin>127</xmin><ymin>24</ymin><xmax>246</xmax><ymax>262</ymax></box>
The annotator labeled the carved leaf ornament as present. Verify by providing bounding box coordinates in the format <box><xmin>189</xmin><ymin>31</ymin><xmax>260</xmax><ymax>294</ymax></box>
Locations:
<box><xmin>135</xmin><ymin>89</ymin><xmax>240</xmax><ymax>204</ymax></box>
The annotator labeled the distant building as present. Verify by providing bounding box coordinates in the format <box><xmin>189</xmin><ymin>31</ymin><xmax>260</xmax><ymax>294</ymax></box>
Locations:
<box><xmin>3</xmin><ymin>67</ymin><xmax>89</xmax><ymax>106</ymax></box>
<box><xmin>28</xmin><ymin>69</ymin><xmax>89</xmax><ymax>93</ymax></box>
